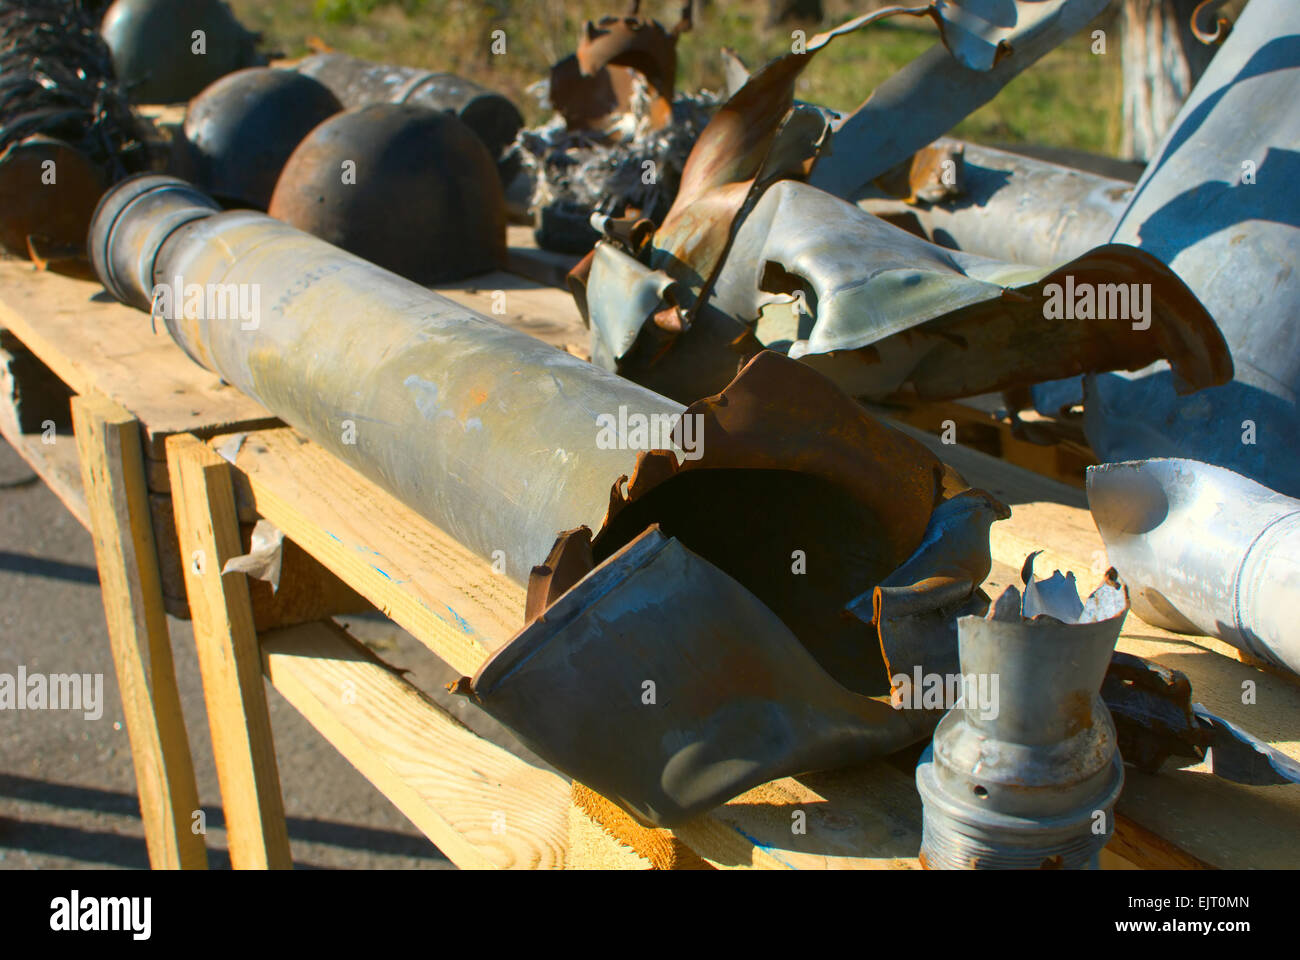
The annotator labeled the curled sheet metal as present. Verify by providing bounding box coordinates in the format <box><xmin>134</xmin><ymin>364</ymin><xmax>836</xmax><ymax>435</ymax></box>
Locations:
<box><xmin>461</xmin><ymin>526</ymin><xmax>930</xmax><ymax>828</ymax></box>
<box><xmin>1073</xmin><ymin>0</ymin><xmax>1300</xmax><ymax>498</ymax></box>
<box><xmin>859</xmin><ymin>140</ymin><xmax>1134</xmax><ymax>267</ymax></box>
<box><xmin>550</xmin><ymin>2</ymin><xmax>692</xmax><ymax>133</ymax></box>
<box><xmin>583</xmin><ymin>177</ymin><xmax>1230</xmax><ymax>405</ymax></box>
<box><xmin>520</xmin><ymin>350</ymin><xmax>968</xmax><ymax>699</ymax></box>
<box><xmin>1088</xmin><ymin>458</ymin><xmax>1300</xmax><ymax>678</ymax></box>
<box><xmin>916</xmin><ymin>560</ymin><xmax>1127</xmax><ymax>870</ymax></box>
<box><xmin>1194</xmin><ymin>704</ymin><xmax>1300</xmax><ymax>787</ymax></box>
<box><xmin>851</xmin><ymin>488</ymin><xmax>1011</xmax><ymax>717</ymax></box>
<box><xmin>809</xmin><ymin>0</ymin><xmax>1112</xmax><ymax>200</ymax></box>
<box><xmin>642</xmin><ymin>5</ymin><xmax>941</xmax><ymax>334</ymax></box>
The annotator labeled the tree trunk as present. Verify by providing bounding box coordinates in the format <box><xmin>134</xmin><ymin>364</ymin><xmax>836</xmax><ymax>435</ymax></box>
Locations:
<box><xmin>1121</xmin><ymin>0</ymin><xmax>1218</xmax><ymax>161</ymax></box>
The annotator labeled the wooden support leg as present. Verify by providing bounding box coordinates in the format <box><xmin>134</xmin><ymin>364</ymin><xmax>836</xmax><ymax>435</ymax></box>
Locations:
<box><xmin>71</xmin><ymin>394</ymin><xmax>208</xmax><ymax>869</ymax></box>
<box><xmin>166</xmin><ymin>433</ymin><xmax>292</xmax><ymax>869</ymax></box>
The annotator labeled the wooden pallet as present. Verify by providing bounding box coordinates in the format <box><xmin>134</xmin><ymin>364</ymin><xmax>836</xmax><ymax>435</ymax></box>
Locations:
<box><xmin>4</xmin><ymin>252</ymin><xmax>1297</xmax><ymax>870</ymax></box>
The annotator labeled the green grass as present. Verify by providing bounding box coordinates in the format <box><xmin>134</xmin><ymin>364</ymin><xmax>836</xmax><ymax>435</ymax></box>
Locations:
<box><xmin>228</xmin><ymin>0</ymin><xmax>1125</xmax><ymax>155</ymax></box>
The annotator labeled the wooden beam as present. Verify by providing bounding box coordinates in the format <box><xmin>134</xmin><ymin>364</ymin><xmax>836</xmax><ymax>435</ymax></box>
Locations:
<box><xmin>166</xmin><ymin>433</ymin><xmax>292</xmax><ymax>869</ymax></box>
<box><xmin>70</xmin><ymin>393</ymin><xmax>207</xmax><ymax>869</ymax></box>
<box><xmin>223</xmin><ymin>428</ymin><xmax>522</xmax><ymax>676</ymax></box>
<box><xmin>260</xmin><ymin>620</ymin><xmax>644</xmax><ymax>868</ymax></box>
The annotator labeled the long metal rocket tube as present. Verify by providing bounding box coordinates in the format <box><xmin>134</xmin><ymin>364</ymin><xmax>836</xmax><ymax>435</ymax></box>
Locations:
<box><xmin>89</xmin><ymin>174</ymin><xmax>682</xmax><ymax>584</ymax></box>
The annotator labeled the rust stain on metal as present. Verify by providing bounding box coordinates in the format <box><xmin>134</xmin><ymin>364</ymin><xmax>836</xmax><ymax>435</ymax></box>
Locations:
<box><xmin>551</xmin><ymin>2</ymin><xmax>693</xmax><ymax>132</ymax></box>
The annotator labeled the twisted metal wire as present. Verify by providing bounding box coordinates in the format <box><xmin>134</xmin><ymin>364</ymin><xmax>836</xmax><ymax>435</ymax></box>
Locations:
<box><xmin>0</xmin><ymin>0</ymin><xmax>148</xmax><ymax>179</ymax></box>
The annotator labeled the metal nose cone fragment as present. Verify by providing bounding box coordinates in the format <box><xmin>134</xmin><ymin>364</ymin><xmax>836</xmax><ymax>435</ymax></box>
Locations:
<box><xmin>1088</xmin><ymin>458</ymin><xmax>1300</xmax><ymax>678</ymax></box>
<box><xmin>916</xmin><ymin>559</ymin><xmax>1127</xmax><ymax>869</ymax></box>
<box><xmin>461</xmin><ymin>526</ymin><xmax>925</xmax><ymax>828</ymax></box>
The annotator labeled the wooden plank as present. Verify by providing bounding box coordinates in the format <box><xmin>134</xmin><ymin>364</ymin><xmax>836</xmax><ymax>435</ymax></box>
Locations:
<box><xmin>433</xmin><ymin>268</ymin><xmax>588</xmax><ymax>358</ymax></box>
<box><xmin>504</xmin><ymin>225</ymin><xmax>583</xmax><ymax>289</ymax></box>
<box><xmin>0</xmin><ymin>262</ymin><xmax>279</xmax><ymax>458</ymax></box>
<box><xmin>166</xmin><ymin>433</ymin><xmax>292</xmax><ymax>869</ymax></box>
<box><xmin>70</xmin><ymin>393</ymin><xmax>207</xmax><ymax>869</ymax></box>
<box><xmin>676</xmin><ymin>765</ymin><xmax>924</xmax><ymax>870</ymax></box>
<box><xmin>223</xmin><ymin>428</ymin><xmax>523</xmax><ymax>676</ymax></box>
<box><xmin>261</xmin><ymin>620</ymin><xmax>643</xmax><ymax>869</ymax></box>
<box><xmin>0</xmin><ymin>327</ymin><xmax>87</xmax><ymax>525</ymax></box>
<box><xmin>0</xmin><ymin>407</ymin><xmax>86</xmax><ymax>528</ymax></box>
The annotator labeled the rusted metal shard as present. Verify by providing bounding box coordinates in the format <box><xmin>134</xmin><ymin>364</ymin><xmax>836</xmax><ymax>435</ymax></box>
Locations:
<box><xmin>170</xmin><ymin>67</ymin><xmax>343</xmax><ymax>211</ymax></box>
<box><xmin>0</xmin><ymin>136</ymin><xmax>106</xmax><ymax>260</ymax></box>
<box><xmin>645</xmin><ymin>4</ymin><xmax>939</xmax><ymax>329</ymax></box>
<box><xmin>1101</xmin><ymin>651</ymin><xmax>1207</xmax><ymax>775</ymax></box>
<box><xmin>292</xmin><ymin>53</ymin><xmax>523</xmax><ymax>180</ymax></box>
<box><xmin>550</xmin><ymin>4</ymin><xmax>691</xmax><ymax>133</ymax></box>
<box><xmin>583</xmin><ymin>178</ymin><xmax>1230</xmax><ymax>405</ymax></box>
<box><xmin>267</xmin><ymin>104</ymin><xmax>506</xmax><ymax>284</ymax></box>
<box><xmin>916</xmin><ymin>566</ymin><xmax>1127</xmax><ymax>870</ymax></box>
<box><xmin>860</xmin><ymin>140</ymin><xmax>1134</xmax><ymax>267</ymax></box>
<box><xmin>1073</xmin><ymin>0</ymin><xmax>1300</xmax><ymax>499</ymax></box>
<box><xmin>808</xmin><ymin>0</ymin><xmax>1111</xmax><ymax>201</ymax></box>
<box><xmin>1088</xmin><ymin>459</ymin><xmax>1300</xmax><ymax>678</ymax></box>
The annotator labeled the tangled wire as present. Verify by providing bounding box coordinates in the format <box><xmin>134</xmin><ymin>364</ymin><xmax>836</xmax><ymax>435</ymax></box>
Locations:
<box><xmin>517</xmin><ymin>77</ymin><xmax>719</xmax><ymax>253</ymax></box>
<box><xmin>0</xmin><ymin>0</ymin><xmax>148</xmax><ymax>180</ymax></box>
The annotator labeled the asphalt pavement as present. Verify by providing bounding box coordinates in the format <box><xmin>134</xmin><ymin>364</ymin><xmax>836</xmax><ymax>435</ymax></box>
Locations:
<box><xmin>0</xmin><ymin>434</ymin><xmax>454</xmax><ymax>869</ymax></box>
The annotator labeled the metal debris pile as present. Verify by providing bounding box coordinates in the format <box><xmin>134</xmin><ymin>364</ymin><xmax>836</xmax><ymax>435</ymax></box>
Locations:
<box><xmin>2</xmin><ymin>0</ymin><xmax>1295</xmax><ymax>869</ymax></box>
<box><xmin>516</xmin><ymin>82</ymin><xmax>719</xmax><ymax>253</ymax></box>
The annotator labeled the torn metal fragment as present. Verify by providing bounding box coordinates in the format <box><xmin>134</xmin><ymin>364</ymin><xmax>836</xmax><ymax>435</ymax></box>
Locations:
<box><xmin>1101</xmin><ymin>650</ymin><xmax>1207</xmax><ymax>775</ymax></box>
<box><xmin>582</xmin><ymin>178</ymin><xmax>1230</xmax><ymax>405</ymax></box>
<box><xmin>550</xmin><ymin>3</ymin><xmax>692</xmax><ymax>133</ymax></box>
<box><xmin>462</xmin><ymin>526</ymin><xmax>931</xmax><ymax>827</ymax></box>
<box><xmin>808</xmin><ymin>0</ymin><xmax>1113</xmax><ymax>200</ymax></box>
<box><xmin>1088</xmin><ymin>458</ymin><xmax>1300</xmax><ymax>678</ymax></box>
<box><xmin>1194</xmin><ymin>705</ymin><xmax>1300</xmax><ymax>787</ymax></box>
<box><xmin>916</xmin><ymin>565</ymin><xmax>1127</xmax><ymax>870</ymax></box>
